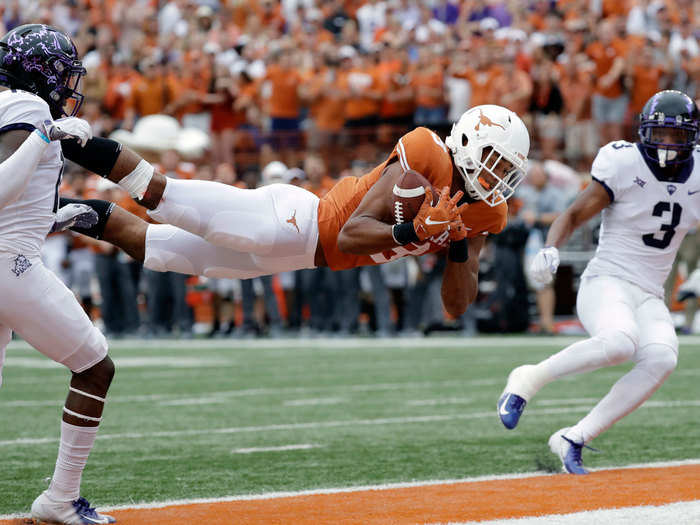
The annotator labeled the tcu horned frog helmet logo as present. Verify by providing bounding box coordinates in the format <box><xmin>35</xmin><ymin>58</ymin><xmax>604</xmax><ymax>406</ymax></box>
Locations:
<box><xmin>0</xmin><ymin>24</ymin><xmax>86</xmax><ymax>117</ymax></box>
<box><xmin>446</xmin><ymin>105</ymin><xmax>530</xmax><ymax>207</ymax></box>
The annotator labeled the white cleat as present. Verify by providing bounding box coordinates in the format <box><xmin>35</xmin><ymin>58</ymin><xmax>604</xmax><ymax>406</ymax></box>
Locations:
<box><xmin>31</xmin><ymin>490</ymin><xmax>115</xmax><ymax>524</ymax></box>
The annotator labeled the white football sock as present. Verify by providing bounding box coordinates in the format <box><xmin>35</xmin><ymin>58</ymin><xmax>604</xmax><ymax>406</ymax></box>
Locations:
<box><xmin>525</xmin><ymin>331</ymin><xmax>637</xmax><ymax>397</ymax></box>
<box><xmin>47</xmin><ymin>421</ymin><xmax>99</xmax><ymax>502</ymax></box>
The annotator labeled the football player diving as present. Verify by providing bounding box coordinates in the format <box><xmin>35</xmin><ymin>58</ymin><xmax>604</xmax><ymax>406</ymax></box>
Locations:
<box><xmin>0</xmin><ymin>23</ymin><xmax>531</xmax><ymax>524</ymax></box>
<box><xmin>498</xmin><ymin>90</ymin><xmax>700</xmax><ymax>474</ymax></box>
<box><xmin>62</xmin><ymin>101</ymin><xmax>529</xmax><ymax>320</ymax></box>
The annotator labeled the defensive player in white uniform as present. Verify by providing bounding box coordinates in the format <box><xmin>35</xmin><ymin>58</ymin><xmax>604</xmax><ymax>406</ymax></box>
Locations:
<box><xmin>0</xmin><ymin>25</ymin><xmax>116</xmax><ymax>523</ymax></box>
<box><xmin>497</xmin><ymin>90</ymin><xmax>700</xmax><ymax>474</ymax></box>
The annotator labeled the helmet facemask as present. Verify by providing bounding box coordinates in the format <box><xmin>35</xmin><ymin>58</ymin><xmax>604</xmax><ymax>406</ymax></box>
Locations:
<box><xmin>639</xmin><ymin>119</ymin><xmax>698</xmax><ymax>168</ymax></box>
<box><xmin>48</xmin><ymin>55</ymin><xmax>86</xmax><ymax>117</ymax></box>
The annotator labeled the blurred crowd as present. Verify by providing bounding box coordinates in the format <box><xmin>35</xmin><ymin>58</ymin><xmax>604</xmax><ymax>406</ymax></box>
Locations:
<box><xmin>4</xmin><ymin>0</ymin><xmax>699</xmax><ymax>336</ymax></box>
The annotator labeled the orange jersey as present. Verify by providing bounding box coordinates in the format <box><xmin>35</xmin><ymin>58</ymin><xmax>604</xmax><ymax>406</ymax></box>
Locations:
<box><xmin>317</xmin><ymin>127</ymin><xmax>507</xmax><ymax>270</ymax></box>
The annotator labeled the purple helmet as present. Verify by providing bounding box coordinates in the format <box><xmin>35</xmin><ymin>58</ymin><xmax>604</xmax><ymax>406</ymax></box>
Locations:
<box><xmin>0</xmin><ymin>24</ymin><xmax>86</xmax><ymax>117</ymax></box>
<box><xmin>638</xmin><ymin>90</ymin><xmax>699</xmax><ymax>167</ymax></box>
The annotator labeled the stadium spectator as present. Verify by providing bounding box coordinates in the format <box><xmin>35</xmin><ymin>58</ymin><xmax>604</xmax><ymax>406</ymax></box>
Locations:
<box><xmin>519</xmin><ymin>162</ymin><xmax>568</xmax><ymax>335</ymax></box>
<box><xmin>586</xmin><ymin>19</ymin><xmax>629</xmax><ymax>146</ymax></box>
<box><xmin>412</xmin><ymin>46</ymin><xmax>446</xmax><ymax>126</ymax></box>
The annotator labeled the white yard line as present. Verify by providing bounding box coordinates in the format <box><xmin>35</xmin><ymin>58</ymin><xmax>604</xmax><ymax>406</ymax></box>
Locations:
<box><xmin>283</xmin><ymin>397</ymin><xmax>346</xmax><ymax>406</ymax></box>
<box><xmin>232</xmin><ymin>443</ymin><xmax>321</xmax><ymax>454</ymax></box>
<box><xmin>0</xmin><ymin>378</ymin><xmax>497</xmax><ymax>408</ymax></box>
<box><xmin>406</xmin><ymin>397</ymin><xmax>474</xmax><ymax>406</ymax></box>
<box><xmin>2</xmin><ymin>400</ymin><xmax>700</xmax><ymax>447</ymax></box>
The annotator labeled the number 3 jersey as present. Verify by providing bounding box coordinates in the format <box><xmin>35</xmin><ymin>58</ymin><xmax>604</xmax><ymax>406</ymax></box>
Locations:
<box><xmin>0</xmin><ymin>90</ymin><xmax>62</xmax><ymax>256</ymax></box>
<box><xmin>317</xmin><ymin>127</ymin><xmax>508</xmax><ymax>270</ymax></box>
<box><xmin>582</xmin><ymin>140</ymin><xmax>700</xmax><ymax>297</ymax></box>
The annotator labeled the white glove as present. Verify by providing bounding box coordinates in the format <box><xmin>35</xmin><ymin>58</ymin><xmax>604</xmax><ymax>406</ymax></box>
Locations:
<box><xmin>50</xmin><ymin>203</ymin><xmax>99</xmax><ymax>233</ymax></box>
<box><xmin>42</xmin><ymin>117</ymin><xmax>92</xmax><ymax>147</ymax></box>
<box><xmin>529</xmin><ymin>246</ymin><xmax>560</xmax><ymax>286</ymax></box>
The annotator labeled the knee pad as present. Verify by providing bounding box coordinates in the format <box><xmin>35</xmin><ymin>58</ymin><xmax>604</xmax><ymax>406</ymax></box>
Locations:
<box><xmin>597</xmin><ymin>329</ymin><xmax>638</xmax><ymax>365</ymax></box>
<box><xmin>636</xmin><ymin>343</ymin><xmax>678</xmax><ymax>383</ymax></box>
<box><xmin>63</xmin><ymin>325</ymin><xmax>108</xmax><ymax>374</ymax></box>
<box><xmin>144</xmin><ymin>224</ymin><xmax>199</xmax><ymax>275</ymax></box>
<box><xmin>148</xmin><ymin>199</ymin><xmax>203</xmax><ymax>237</ymax></box>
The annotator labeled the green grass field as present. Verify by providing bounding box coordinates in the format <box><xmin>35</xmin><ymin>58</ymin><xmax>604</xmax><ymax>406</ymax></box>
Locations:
<box><xmin>2</xmin><ymin>336</ymin><xmax>699</xmax><ymax>515</ymax></box>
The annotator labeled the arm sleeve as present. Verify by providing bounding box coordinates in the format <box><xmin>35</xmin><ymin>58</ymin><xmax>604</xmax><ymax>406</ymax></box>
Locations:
<box><xmin>61</xmin><ymin>136</ymin><xmax>122</xmax><ymax>177</ymax></box>
<box><xmin>0</xmin><ymin>130</ymin><xmax>50</xmax><ymax>209</ymax></box>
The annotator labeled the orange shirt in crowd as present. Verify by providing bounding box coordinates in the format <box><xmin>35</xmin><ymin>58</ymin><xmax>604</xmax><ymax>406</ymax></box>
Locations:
<box><xmin>317</xmin><ymin>127</ymin><xmax>507</xmax><ymax>271</ymax></box>
<box><xmin>463</xmin><ymin>66</ymin><xmax>502</xmax><ymax>108</ymax></box>
<box><xmin>601</xmin><ymin>0</ymin><xmax>630</xmax><ymax>19</ymax></box>
<box><xmin>629</xmin><ymin>64</ymin><xmax>666</xmax><ymax>113</ymax></box>
<box><xmin>412</xmin><ymin>67</ymin><xmax>445</xmax><ymax>109</ymax></box>
<box><xmin>559</xmin><ymin>68</ymin><xmax>594</xmax><ymax>120</ymax></box>
<box><xmin>127</xmin><ymin>73</ymin><xmax>176</xmax><ymax>117</ymax></box>
<box><xmin>265</xmin><ymin>64</ymin><xmax>302</xmax><ymax>119</ymax></box>
<box><xmin>104</xmin><ymin>69</ymin><xmax>137</xmax><ymax>121</ymax></box>
<box><xmin>340</xmin><ymin>67</ymin><xmax>381</xmax><ymax>120</ymax></box>
<box><xmin>586</xmin><ymin>38</ymin><xmax>629</xmax><ymax>98</ymax></box>
<box><xmin>490</xmin><ymin>68</ymin><xmax>533</xmax><ymax>116</ymax></box>
<box><xmin>174</xmin><ymin>59</ymin><xmax>213</xmax><ymax>117</ymax></box>
<box><xmin>374</xmin><ymin>58</ymin><xmax>414</xmax><ymax>118</ymax></box>
<box><xmin>307</xmin><ymin>69</ymin><xmax>346</xmax><ymax>132</ymax></box>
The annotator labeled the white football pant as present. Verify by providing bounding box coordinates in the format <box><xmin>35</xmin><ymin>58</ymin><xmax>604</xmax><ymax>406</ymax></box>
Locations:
<box><xmin>144</xmin><ymin>180</ymin><xmax>319</xmax><ymax>279</ymax></box>
<box><xmin>528</xmin><ymin>275</ymin><xmax>678</xmax><ymax>443</ymax></box>
<box><xmin>0</xmin><ymin>253</ymin><xmax>107</xmax><ymax>387</ymax></box>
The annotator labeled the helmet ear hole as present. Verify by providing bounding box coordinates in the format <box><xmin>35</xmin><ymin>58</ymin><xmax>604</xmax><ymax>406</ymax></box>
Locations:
<box><xmin>462</xmin><ymin>133</ymin><xmax>468</xmax><ymax>147</ymax></box>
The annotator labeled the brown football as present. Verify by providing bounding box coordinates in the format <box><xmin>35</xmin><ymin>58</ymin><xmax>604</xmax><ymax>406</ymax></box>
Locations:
<box><xmin>391</xmin><ymin>169</ymin><xmax>434</xmax><ymax>224</ymax></box>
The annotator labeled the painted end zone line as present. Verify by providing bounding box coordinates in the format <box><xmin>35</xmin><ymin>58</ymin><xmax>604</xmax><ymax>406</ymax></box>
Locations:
<box><xmin>2</xmin><ymin>461</ymin><xmax>699</xmax><ymax>525</ymax></box>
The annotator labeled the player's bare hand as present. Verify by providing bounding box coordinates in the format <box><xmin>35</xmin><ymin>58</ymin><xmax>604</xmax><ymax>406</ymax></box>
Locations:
<box><xmin>42</xmin><ymin>117</ymin><xmax>92</xmax><ymax>147</ymax></box>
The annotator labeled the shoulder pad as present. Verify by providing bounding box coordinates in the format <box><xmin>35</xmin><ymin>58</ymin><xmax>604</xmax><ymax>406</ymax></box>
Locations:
<box><xmin>0</xmin><ymin>89</ymin><xmax>51</xmax><ymax>131</ymax></box>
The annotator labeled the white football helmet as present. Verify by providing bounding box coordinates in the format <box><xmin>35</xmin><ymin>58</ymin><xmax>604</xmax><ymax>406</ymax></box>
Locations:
<box><xmin>445</xmin><ymin>104</ymin><xmax>530</xmax><ymax>207</ymax></box>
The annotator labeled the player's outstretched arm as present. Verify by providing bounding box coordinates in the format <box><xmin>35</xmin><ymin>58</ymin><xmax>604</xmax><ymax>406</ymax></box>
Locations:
<box><xmin>59</xmin><ymin>197</ymin><xmax>148</xmax><ymax>262</ymax></box>
<box><xmin>337</xmin><ymin>161</ymin><xmax>407</xmax><ymax>254</ymax></box>
<box><xmin>544</xmin><ymin>180</ymin><xmax>610</xmax><ymax>249</ymax></box>
<box><xmin>440</xmin><ymin>234</ymin><xmax>485</xmax><ymax>317</ymax></box>
<box><xmin>530</xmin><ymin>180</ymin><xmax>611</xmax><ymax>286</ymax></box>
<box><xmin>61</xmin><ymin>138</ymin><xmax>167</xmax><ymax>209</ymax></box>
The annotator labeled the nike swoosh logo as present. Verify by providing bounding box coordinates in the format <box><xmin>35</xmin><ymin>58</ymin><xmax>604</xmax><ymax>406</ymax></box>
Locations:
<box><xmin>689</xmin><ymin>189</ymin><xmax>700</xmax><ymax>195</ymax></box>
<box><xmin>498</xmin><ymin>397</ymin><xmax>510</xmax><ymax>416</ymax></box>
<box><xmin>424</xmin><ymin>217</ymin><xmax>449</xmax><ymax>226</ymax></box>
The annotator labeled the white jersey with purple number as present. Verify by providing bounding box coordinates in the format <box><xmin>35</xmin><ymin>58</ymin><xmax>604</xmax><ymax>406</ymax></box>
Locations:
<box><xmin>582</xmin><ymin>140</ymin><xmax>700</xmax><ymax>297</ymax></box>
<box><xmin>0</xmin><ymin>89</ymin><xmax>61</xmax><ymax>255</ymax></box>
